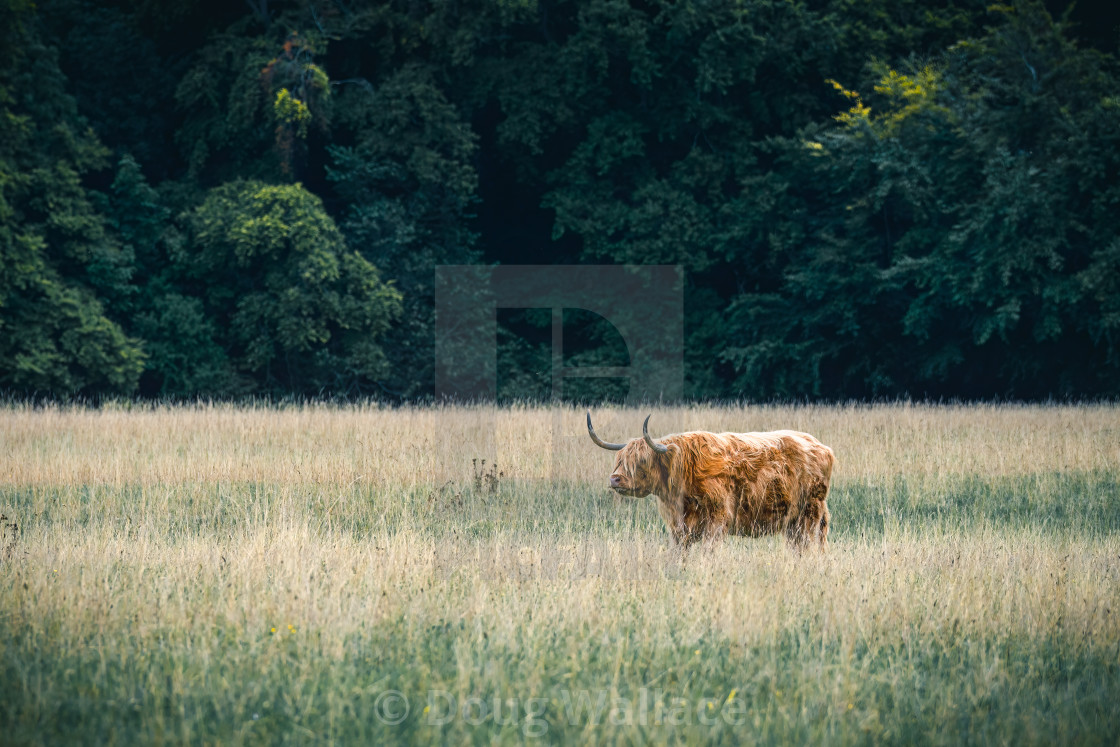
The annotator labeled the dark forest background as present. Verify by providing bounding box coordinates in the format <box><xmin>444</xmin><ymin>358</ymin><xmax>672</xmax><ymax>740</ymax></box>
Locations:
<box><xmin>2</xmin><ymin>0</ymin><xmax>1118</xmax><ymax>402</ymax></box>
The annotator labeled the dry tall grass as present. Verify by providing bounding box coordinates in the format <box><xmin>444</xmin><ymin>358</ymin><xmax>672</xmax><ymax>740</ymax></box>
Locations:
<box><xmin>1</xmin><ymin>403</ymin><xmax>1118</xmax><ymax>744</ymax></box>
<box><xmin>5</xmin><ymin>401</ymin><xmax>1116</xmax><ymax>485</ymax></box>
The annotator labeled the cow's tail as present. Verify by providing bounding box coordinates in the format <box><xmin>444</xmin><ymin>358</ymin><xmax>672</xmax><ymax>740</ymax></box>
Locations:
<box><xmin>818</xmin><ymin>445</ymin><xmax>836</xmax><ymax>505</ymax></box>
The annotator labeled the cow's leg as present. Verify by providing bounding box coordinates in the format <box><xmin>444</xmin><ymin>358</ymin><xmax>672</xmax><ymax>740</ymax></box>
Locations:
<box><xmin>692</xmin><ymin>483</ymin><xmax>733</xmax><ymax>549</ymax></box>
<box><xmin>699</xmin><ymin>497</ymin><xmax>734</xmax><ymax>547</ymax></box>
<box><xmin>670</xmin><ymin>522</ymin><xmax>691</xmax><ymax>547</ymax></box>
<box><xmin>679</xmin><ymin>495</ymin><xmax>707</xmax><ymax>548</ymax></box>
<box><xmin>658</xmin><ymin>496</ymin><xmax>690</xmax><ymax>548</ymax></box>
<box><xmin>801</xmin><ymin>501</ymin><xmax>823</xmax><ymax>550</ymax></box>
<box><xmin>786</xmin><ymin>496</ymin><xmax>823</xmax><ymax>554</ymax></box>
<box><xmin>698</xmin><ymin>519</ymin><xmax>729</xmax><ymax>549</ymax></box>
<box><xmin>818</xmin><ymin>501</ymin><xmax>830</xmax><ymax>551</ymax></box>
<box><xmin>806</xmin><ymin>480</ymin><xmax>830</xmax><ymax>552</ymax></box>
<box><xmin>783</xmin><ymin>518</ymin><xmax>808</xmax><ymax>554</ymax></box>
<box><xmin>668</xmin><ymin>520</ymin><xmax>695</xmax><ymax>567</ymax></box>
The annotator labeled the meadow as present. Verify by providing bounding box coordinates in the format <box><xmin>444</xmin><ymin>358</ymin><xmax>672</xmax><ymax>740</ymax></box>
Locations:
<box><xmin>0</xmin><ymin>402</ymin><xmax>1118</xmax><ymax>745</ymax></box>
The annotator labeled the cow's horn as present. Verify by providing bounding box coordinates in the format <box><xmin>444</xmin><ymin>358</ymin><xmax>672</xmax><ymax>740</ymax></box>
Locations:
<box><xmin>643</xmin><ymin>414</ymin><xmax>669</xmax><ymax>454</ymax></box>
<box><xmin>587</xmin><ymin>410</ymin><xmax>625</xmax><ymax>450</ymax></box>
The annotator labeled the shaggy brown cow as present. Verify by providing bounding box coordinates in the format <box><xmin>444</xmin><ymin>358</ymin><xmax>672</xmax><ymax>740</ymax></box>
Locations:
<box><xmin>587</xmin><ymin>412</ymin><xmax>835</xmax><ymax>551</ymax></box>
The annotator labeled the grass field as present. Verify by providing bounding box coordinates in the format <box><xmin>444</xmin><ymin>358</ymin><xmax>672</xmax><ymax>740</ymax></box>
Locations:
<box><xmin>1</xmin><ymin>403</ymin><xmax>1118</xmax><ymax>744</ymax></box>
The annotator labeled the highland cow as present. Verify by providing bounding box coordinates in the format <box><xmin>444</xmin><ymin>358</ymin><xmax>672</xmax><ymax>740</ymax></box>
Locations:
<box><xmin>587</xmin><ymin>412</ymin><xmax>835</xmax><ymax>551</ymax></box>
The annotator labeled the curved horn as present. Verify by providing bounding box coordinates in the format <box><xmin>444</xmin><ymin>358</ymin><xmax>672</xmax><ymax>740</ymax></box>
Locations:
<box><xmin>587</xmin><ymin>410</ymin><xmax>625</xmax><ymax>450</ymax></box>
<box><xmin>643</xmin><ymin>414</ymin><xmax>669</xmax><ymax>454</ymax></box>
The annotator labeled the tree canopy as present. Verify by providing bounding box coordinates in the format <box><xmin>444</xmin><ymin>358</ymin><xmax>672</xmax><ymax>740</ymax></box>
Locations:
<box><xmin>1</xmin><ymin>0</ymin><xmax>1116</xmax><ymax>401</ymax></box>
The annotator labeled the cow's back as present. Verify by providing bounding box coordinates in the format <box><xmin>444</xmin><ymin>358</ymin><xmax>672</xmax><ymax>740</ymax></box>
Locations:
<box><xmin>719</xmin><ymin>430</ymin><xmax>834</xmax><ymax>537</ymax></box>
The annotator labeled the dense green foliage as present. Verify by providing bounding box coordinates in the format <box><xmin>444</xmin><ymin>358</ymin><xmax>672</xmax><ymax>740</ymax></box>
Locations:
<box><xmin>1</xmin><ymin>0</ymin><xmax>1117</xmax><ymax>399</ymax></box>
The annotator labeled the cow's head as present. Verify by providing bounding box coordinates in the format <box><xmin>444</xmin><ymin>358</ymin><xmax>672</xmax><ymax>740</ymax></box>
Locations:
<box><xmin>586</xmin><ymin>411</ymin><xmax>672</xmax><ymax>497</ymax></box>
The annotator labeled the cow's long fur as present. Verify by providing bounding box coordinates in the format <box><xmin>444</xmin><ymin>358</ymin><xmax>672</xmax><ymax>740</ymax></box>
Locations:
<box><xmin>605</xmin><ymin>427</ymin><xmax>835</xmax><ymax>551</ymax></box>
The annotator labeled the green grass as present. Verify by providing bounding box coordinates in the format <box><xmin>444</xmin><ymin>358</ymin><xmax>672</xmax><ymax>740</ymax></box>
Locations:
<box><xmin>2</xmin><ymin>618</ymin><xmax>1115</xmax><ymax>745</ymax></box>
<box><xmin>5</xmin><ymin>468</ymin><xmax>1118</xmax><ymax>538</ymax></box>
<box><xmin>1</xmin><ymin>404</ymin><xmax>1118</xmax><ymax>744</ymax></box>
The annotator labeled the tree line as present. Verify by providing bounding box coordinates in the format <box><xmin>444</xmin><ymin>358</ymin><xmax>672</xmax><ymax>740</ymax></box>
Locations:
<box><xmin>1</xmin><ymin>0</ymin><xmax>1117</xmax><ymax>401</ymax></box>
